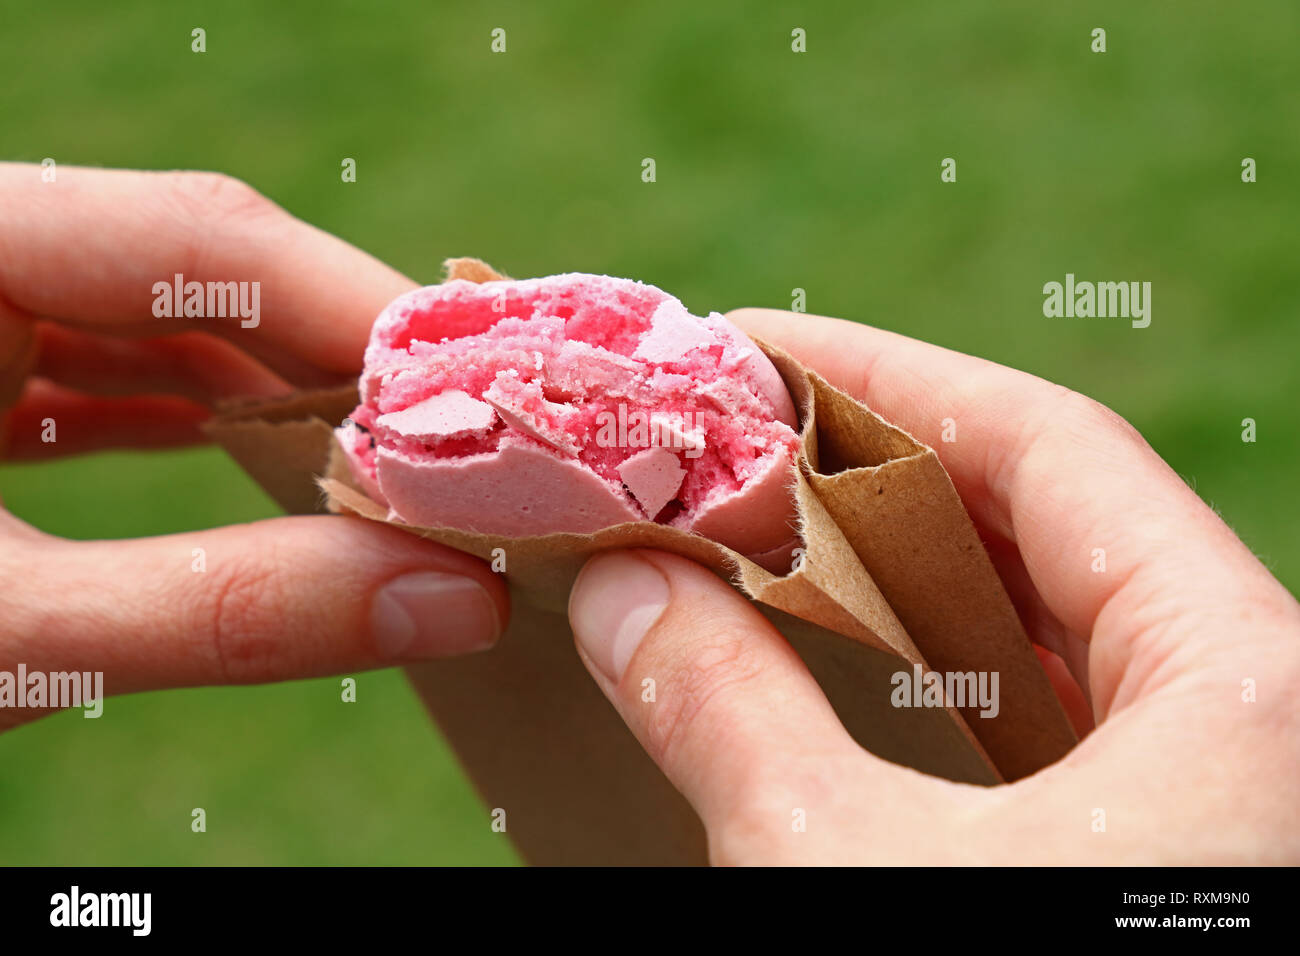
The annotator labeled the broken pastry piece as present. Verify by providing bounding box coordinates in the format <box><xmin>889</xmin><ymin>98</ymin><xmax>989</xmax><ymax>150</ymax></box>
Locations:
<box><xmin>336</xmin><ymin>273</ymin><xmax>801</xmax><ymax>570</ymax></box>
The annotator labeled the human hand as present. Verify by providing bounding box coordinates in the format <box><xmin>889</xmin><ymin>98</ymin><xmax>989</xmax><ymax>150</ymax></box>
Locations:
<box><xmin>0</xmin><ymin>164</ymin><xmax>507</xmax><ymax>729</ymax></box>
<box><xmin>567</xmin><ymin>308</ymin><xmax>1300</xmax><ymax>864</ymax></box>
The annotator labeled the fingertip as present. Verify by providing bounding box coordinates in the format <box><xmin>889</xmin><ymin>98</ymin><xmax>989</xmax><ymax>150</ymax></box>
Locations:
<box><xmin>570</xmin><ymin>550</ymin><xmax>671</xmax><ymax>683</ymax></box>
<box><xmin>568</xmin><ymin>545</ymin><xmax>853</xmax><ymax>826</ymax></box>
<box><xmin>318</xmin><ymin>515</ymin><xmax>512</xmax><ymax>640</ymax></box>
<box><xmin>246</xmin><ymin>514</ymin><xmax>510</xmax><ymax>665</ymax></box>
<box><xmin>371</xmin><ymin>569</ymin><xmax>501</xmax><ymax>660</ymax></box>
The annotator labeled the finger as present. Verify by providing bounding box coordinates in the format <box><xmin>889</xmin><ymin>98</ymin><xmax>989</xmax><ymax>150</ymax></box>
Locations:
<box><xmin>0</xmin><ymin>305</ymin><xmax>36</xmax><ymax>402</ymax></box>
<box><xmin>31</xmin><ymin>323</ymin><xmax>290</xmax><ymax>404</ymax></box>
<box><xmin>1</xmin><ymin>378</ymin><xmax>209</xmax><ymax>459</ymax></box>
<box><xmin>729</xmin><ymin>309</ymin><xmax>1300</xmax><ymax>717</ymax></box>
<box><xmin>26</xmin><ymin>315</ymin><xmax>360</xmax><ymax>390</ymax></box>
<box><xmin>568</xmin><ymin>549</ymin><xmax>863</xmax><ymax>829</ymax></box>
<box><xmin>0</xmin><ymin>304</ymin><xmax>37</xmax><ymax>452</ymax></box>
<box><xmin>1032</xmin><ymin>645</ymin><xmax>1094</xmax><ymax>738</ymax></box>
<box><xmin>0</xmin><ymin>515</ymin><xmax>508</xmax><ymax>725</ymax></box>
<box><xmin>982</xmin><ymin>529</ymin><xmax>1092</xmax><ymax>696</ymax></box>
<box><xmin>0</xmin><ymin>163</ymin><xmax>417</xmax><ymax>378</ymax></box>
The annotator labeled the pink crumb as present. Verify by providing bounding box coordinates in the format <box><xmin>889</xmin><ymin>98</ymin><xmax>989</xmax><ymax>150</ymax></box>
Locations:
<box><xmin>617</xmin><ymin>447</ymin><xmax>687</xmax><ymax>520</ymax></box>
<box><xmin>375</xmin><ymin>389</ymin><xmax>497</xmax><ymax>443</ymax></box>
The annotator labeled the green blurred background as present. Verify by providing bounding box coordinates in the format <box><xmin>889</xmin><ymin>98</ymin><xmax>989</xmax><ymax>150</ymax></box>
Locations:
<box><xmin>0</xmin><ymin>1</ymin><xmax>1295</xmax><ymax>864</ymax></box>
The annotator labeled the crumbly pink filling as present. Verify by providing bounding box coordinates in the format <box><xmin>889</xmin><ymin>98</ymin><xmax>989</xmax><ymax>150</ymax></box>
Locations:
<box><xmin>343</xmin><ymin>275</ymin><xmax>799</xmax><ymax>526</ymax></box>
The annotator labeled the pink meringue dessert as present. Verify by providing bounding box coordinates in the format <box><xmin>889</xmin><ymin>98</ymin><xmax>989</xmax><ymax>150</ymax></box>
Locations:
<box><xmin>336</xmin><ymin>273</ymin><xmax>801</xmax><ymax>570</ymax></box>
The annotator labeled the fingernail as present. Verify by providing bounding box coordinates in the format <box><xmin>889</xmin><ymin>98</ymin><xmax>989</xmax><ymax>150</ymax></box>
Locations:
<box><xmin>569</xmin><ymin>552</ymin><xmax>669</xmax><ymax>682</ymax></box>
<box><xmin>372</xmin><ymin>572</ymin><xmax>500</xmax><ymax>660</ymax></box>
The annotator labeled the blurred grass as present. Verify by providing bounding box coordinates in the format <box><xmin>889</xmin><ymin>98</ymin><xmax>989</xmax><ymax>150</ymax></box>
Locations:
<box><xmin>0</xmin><ymin>0</ymin><xmax>1296</xmax><ymax>863</ymax></box>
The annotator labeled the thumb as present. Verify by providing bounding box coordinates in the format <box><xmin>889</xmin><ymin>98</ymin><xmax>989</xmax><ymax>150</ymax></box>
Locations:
<box><xmin>2</xmin><ymin>515</ymin><xmax>507</xmax><ymax>715</ymax></box>
<box><xmin>567</xmin><ymin>549</ymin><xmax>859</xmax><ymax>834</ymax></box>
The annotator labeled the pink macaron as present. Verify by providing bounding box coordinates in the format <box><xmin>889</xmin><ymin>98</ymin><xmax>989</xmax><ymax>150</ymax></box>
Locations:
<box><xmin>337</xmin><ymin>273</ymin><xmax>801</xmax><ymax>568</ymax></box>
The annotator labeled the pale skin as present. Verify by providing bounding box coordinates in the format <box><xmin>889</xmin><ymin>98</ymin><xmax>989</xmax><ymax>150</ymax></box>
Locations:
<box><xmin>568</xmin><ymin>312</ymin><xmax>1300</xmax><ymax>864</ymax></box>
<box><xmin>3</xmin><ymin>166</ymin><xmax>1297</xmax><ymax>864</ymax></box>
<box><xmin>0</xmin><ymin>164</ymin><xmax>508</xmax><ymax>730</ymax></box>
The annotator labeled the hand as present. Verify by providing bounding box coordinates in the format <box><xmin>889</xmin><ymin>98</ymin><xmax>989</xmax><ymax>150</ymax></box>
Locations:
<box><xmin>0</xmin><ymin>164</ymin><xmax>508</xmax><ymax>729</ymax></box>
<box><xmin>567</xmin><ymin>308</ymin><xmax>1300</xmax><ymax>864</ymax></box>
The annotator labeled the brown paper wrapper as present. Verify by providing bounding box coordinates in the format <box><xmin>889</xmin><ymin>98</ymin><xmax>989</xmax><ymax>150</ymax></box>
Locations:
<box><xmin>205</xmin><ymin>260</ymin><xmax>1076</xmax><ymax>865</ymax></box>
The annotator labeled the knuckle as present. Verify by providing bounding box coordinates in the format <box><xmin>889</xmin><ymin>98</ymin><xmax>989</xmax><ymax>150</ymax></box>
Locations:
<box><xmin>203</xmin><ymin>553</ymin><xmax>288</xmax><ymax>684</ymax></box>
<box><xmin>155</xmin><ymin>172</ymin><xmax>278</xmax><ymax>285</ymax></box>
<box><xmin>1051</xmin><ymin>386</ymin><xmax>1146</xmax><ymax>449</ymax></box>
<box><xmin>163</xmin><ymin>170</ymin><xmax>275</xmax><ymax>222</ymax></box>
<box><xmin>990</xmin><ymin>383</ymin><xmax>1148</xmax><ymax>497</ymax></box>
<box><xmin>638</xmin><ymin>629</ymin><xmax>767</xmax><ymax>771</ymax></box>
<box><xmin>157</xmin><ymin>171</ymin><xmax>284</xmax><ymax>270</ymax></box>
